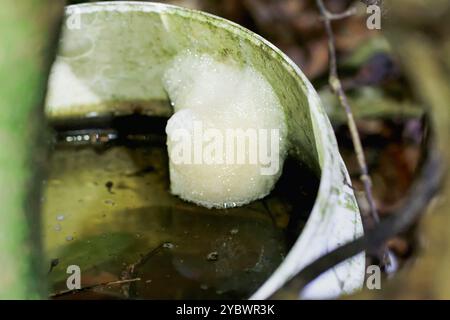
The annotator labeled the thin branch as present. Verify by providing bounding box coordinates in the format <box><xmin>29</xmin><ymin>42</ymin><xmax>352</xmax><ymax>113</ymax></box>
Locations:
<box><xmin>321</xmin><ymin>6</ymin><xmax>358</xmax><ymax>21</ymax></box>
<box><xmin>316</xmin><ymin>0</ymin><xmax>381</xmax><ymax>235</ymax></box>
<box><xmin>51</xmin><ymin>242</ymin><xmax>172</xmax><ymax>299</ymax></box>
<box><xmin>120</xmin><ymin>242</ymin><xmax>171</xmax><ymax>298</ymax></box>
<box><xmin>270</xmin><ymin>146</ymin><xmax>443</xmax><ymax>299</ymax></box>
<box><xmin>49</xmin><ymin>278</ymin><xmax>141</xmax><ymax>299</ymax></box>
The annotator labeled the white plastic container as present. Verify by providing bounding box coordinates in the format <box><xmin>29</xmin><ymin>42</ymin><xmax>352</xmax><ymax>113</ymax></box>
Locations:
<box><xmin>45</xmin><ymin>1</ymin><xmax>364</xmax><ymax>299</ymax></box>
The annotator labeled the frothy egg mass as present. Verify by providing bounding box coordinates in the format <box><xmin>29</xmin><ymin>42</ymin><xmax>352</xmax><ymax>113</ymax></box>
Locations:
<box><xmin>163</xmin><ymin>52</ymin><xmax>288</xmax><ymax>208</ymax></box>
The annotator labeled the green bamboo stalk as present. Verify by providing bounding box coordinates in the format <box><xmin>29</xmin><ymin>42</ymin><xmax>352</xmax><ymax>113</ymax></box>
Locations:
<box><xmin>0</xmin><ymin>1</ymin><xmax>64</xmax><ymax>299</ymax></box>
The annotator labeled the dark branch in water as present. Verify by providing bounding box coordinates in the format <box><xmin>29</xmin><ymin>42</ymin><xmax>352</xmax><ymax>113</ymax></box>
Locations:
<box><xmin>270</xmin><ymin>142</ymin><xmax>443</xmax><ymax>299</ymax></box>
<box><xmin>120</xmin><ymin>242</ymin><xmax>172</xmax><ymax>298</ymax></box>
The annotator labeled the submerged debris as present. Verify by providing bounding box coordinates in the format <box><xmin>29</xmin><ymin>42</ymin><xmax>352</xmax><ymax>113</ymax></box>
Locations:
<box><xmin>48</xmin><ymin>258</ymin><xmax>59</xmax><ymax>274</ymax></box>
<box><xmin>105</xmin><ymin>181</ymin><xmax>114</xmax><ymax>194</ymax></box>
<box><xmin>163</xmin><ymin>242</ymin><xmax>174</xmax><ymax>249</ymax></box>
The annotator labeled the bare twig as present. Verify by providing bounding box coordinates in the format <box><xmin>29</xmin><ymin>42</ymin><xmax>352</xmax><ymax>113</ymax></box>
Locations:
<box><xmin>316</xmin><ymin>0</ymin><xmax>383</xmax><ymax>254</ymax></box>
<box><xmin>51</xmin><ymin>242</ymin><xmax>172</xmax><ymax>299</ymax></box>
<box><xmin>321</xmin><ymin>6</ymin><xmax>358</xmax><ymax>21</ymax></box>
<box><xmin>49</xmin><ymin>278</ymin><xmax>141</xmax><ymax>299</ymax></box>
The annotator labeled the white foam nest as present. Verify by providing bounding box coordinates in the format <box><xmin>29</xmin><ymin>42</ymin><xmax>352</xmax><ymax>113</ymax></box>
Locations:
<box><xmin>163</xmin><ymin>52</ymin><xmax>288</xmax><ymax>209</ymax></box>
